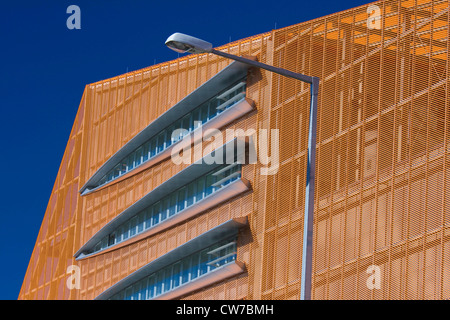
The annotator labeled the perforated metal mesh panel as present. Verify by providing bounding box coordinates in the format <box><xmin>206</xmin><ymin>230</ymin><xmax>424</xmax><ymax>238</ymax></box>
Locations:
<box><xmin>19</xmin><ymin>0</ymin><xmax>449</xmax><ymax>300</ymax></box>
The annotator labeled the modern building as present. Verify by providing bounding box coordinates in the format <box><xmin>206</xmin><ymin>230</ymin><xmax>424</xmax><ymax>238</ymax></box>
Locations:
<box><xmin>19</xmin><ymin>0</ymin><xmax>450</xmax><ymax>300</ymax></box>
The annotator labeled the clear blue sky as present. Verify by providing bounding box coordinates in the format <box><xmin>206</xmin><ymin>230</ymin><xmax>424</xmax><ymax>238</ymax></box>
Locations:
<box><xmin>0</xmin><ymin>0</ymin><xmax>371</xmax><ymax>300</ymax></box>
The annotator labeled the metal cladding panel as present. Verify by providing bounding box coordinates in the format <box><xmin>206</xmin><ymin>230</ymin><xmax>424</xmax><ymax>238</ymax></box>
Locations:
<box><xmin>19</xmin><ymin>0</ymin><xmax>450</xmax><ymax>300</ymax></box>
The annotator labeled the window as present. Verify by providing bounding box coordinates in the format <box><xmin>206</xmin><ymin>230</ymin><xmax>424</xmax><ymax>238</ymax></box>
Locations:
<box><xmin>93</xmin><ymin>79</ymin><xmax>247</xmax><ymax>189</ymax></box>
<box><xmin>85</xmin><ymin>163</ymin><xmax>242</xmax><ymax>256</ymax></box>
<box><xmin>177</xmin><ymin>187</ymin><xmax>186</xmax><ymax>212</ymax></box>
<box><xmin>109</xmin><ymin>237</ymin><xmax>237</xmax><ymax>300</ymax></box>
<box><xmin>151</xmin><ymin>202</ymin><xmax>160</xmax><ymax>226</ymax></box>
<box><xmin>186</xmin><ymin>182</ymin><xmax>195</xmax><ymax>207</ymax></box>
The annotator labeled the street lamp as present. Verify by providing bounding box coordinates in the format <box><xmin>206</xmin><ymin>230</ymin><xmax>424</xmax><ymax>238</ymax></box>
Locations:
<box><xmin>165</xmin><ymin>32</ymin><xmax>319</xmax><ymax>300</ymax></box>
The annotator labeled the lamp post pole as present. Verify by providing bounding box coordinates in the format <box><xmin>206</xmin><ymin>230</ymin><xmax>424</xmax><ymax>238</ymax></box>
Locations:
<box><xmin>166</xmin><ymin>34</ymin><xmax>319</xmax><ymax>300</ymax></box>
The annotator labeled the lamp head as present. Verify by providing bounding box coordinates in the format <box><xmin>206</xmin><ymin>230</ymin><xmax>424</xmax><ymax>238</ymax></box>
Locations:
<box><xmin>165</xmin><ymin>33</ymin><xmax>213</xmax><ymax>54</ymax></box>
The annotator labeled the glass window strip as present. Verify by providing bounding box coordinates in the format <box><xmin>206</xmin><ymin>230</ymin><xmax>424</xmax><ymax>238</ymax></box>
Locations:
<box><xmin>217</xmin><ymin>92</ymin><xmax>246</xmax><ymax>111</ymax></box>
<box><xmin>211</xmin><ymin>172</ymin><xmax>241</xmax><ymax>188</ymax></box>
<box><xmin>206</xmin><ymin>252</ymin><xmax>237</xmax><ymax>267</ymax></box>
<box><xmin>206</xmin><ymin>241</ymin><xmax>237</xmax><ymax>255</ymax></box>
<box><xmin>95</xmin><ymin>79</ymin><xmax>246</xmax><ymax>189</ymax></box>
<box><xmin>211</xmin><ymin>162</ymin><xmax>239</xmax><ymax>176</ymax></box>
<box><xmin>216</xmin><ymin>81</ymin><xmax>246</xmax><ymax>100</ymax></box>
<box><xmin>109</xmin><ymin>237</ymin><xmax>237</xmax><ymax>300</ymax></box>
<box><xmin>87</xmin><ymin>163</ymin><xmax>242</xmax><ymax>255</ymax></box>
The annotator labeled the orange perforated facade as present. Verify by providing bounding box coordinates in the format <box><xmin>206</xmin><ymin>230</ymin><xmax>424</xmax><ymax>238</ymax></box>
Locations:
<box><xmin>19</xmin><ymin>0</ymin><xmax>450</xmax><ymax>300</ymax></box>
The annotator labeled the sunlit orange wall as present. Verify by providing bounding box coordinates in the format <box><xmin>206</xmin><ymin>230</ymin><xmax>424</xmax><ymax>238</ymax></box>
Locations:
<box><xmin>20</xmin><ymin>0</ymin><xmax>450</xmax><ymax>300</ymax></box>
